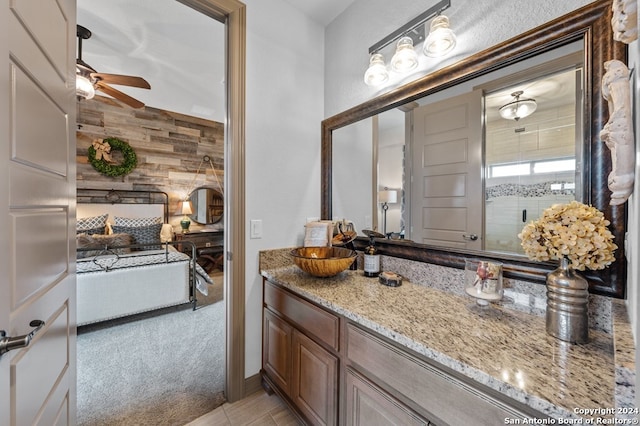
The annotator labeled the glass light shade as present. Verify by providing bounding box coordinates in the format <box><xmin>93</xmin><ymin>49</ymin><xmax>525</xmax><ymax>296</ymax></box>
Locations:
<box><xmin>498</xmin><ymin>91</ymin><xmax>537</xmax><ymax>121</ymax></box>
<box><xmin>76</xmin><ymin>75</ymin><xmax>95</xmax><ymax>100</ymax></box>
<box><xmin>423</xmin><ymin>15</ymin><xmax>457</xmax><ymax>57</ymax></box>
<box><xmin>390</xmin><ymin>37</ymin><xmax>418</xmax><ymax>73</ymax></box>
<box><xmin>364</xmin><ymin>53</ymin><xmax>389</xmax><ymax>86</ymax></box>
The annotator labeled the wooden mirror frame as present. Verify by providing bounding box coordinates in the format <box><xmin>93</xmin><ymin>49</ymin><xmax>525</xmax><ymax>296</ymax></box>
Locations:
<box><xmin>321</xmin><ymin>0</ymin><xmax>628</xmax><ymax>298</ymax></box>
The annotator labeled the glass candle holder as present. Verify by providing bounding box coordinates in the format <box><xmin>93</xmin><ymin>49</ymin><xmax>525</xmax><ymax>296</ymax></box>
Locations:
<box><xmin>464</xmin><ymin>259</ymin><xmax>503</xmax><ymax>306</ymax></box>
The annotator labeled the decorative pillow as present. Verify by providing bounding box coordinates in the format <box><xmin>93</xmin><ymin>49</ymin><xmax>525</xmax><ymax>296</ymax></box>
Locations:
<box><xmin>113</xmin><ymin>216</ymin><xmax>162</xmax><ymax>227</ymax></box>
<box><xmin>77</xmin><ymin>214</ymin><xmax>108</xmax><ymax>235</ymax></box>
<box><xmin>112</xmin><ymin>223</ymin><xmax>162</xmax><ymax>250</ymax></box>
<box><xmin>76</xmin><ymin>233</ymin><xmax>133</xmax><ymax>259</ymax></box>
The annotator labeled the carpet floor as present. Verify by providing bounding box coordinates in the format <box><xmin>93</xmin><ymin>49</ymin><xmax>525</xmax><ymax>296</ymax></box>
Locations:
<box><xmin>77</xmin><ymin>276</ymin><xmax>225</xmax><ymax>426</ymax></box>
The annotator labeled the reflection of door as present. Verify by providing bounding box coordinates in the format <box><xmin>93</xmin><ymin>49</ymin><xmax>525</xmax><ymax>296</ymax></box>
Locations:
<box><xmin>1</xmin><ymin>1</ymin><xmax>76</xmax><ymax>424</ymax></box>
<box><xmin>410</xmin><ymin>90</ymin><xmax>483</xmax><ymax>249</ymax></box>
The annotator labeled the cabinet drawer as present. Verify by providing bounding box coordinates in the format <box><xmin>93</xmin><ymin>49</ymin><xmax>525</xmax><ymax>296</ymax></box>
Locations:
<box><xmin>346</xmin><ymin>323</ymin><xmax>532</xmax><ymax>425</ymax></box>
<box><xmin>264</xmin><ymin>281</ymin><xmax>339</xmax><ymax>351</ymax></box>
<box><xmin>345</xmin><ymin>368</ymin><xmax>428</xmax><ymax>426</ymax></box>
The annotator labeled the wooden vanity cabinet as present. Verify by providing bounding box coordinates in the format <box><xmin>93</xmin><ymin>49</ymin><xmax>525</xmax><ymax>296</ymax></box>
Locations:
<box><xmin>262</xmin><ymin>279</ymin><xmax>542</xmax><ymax>426</ymax></box>
<box><xmin>262</xmin><ymin>280</ymin><xmax>339</xmax><ymax>426</ymax></box>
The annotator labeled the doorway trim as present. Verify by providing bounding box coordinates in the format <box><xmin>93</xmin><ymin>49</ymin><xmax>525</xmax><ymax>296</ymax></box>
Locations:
<box><xmin>177</xmin><ymin>0</ymin><xmax>246</xmax><ymax>403</ymax></box>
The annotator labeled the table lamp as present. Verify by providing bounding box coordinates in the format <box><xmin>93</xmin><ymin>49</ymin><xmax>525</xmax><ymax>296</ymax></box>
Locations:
<box><xmin>180</xmin><ymin>200</ymin><xmax>193</xmax><ymax>233</ymax></box>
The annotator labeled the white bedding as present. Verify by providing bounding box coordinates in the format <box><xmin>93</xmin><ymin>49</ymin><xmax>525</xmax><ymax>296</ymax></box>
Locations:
<box><xmin>77</xmin><ymin>248</ymin><xmax>212</xmax><ymax>326</ymax></box>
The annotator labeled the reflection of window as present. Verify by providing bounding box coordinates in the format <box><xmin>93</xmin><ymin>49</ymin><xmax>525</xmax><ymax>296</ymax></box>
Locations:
<box><xmin>533</xmin><ymin>159</ymin><xmax>575</xmax><ymax>173</ymax></box>
<box><xmin>489</xmin><ymin>158</ymin><xmax>575</xmax><ymax>178</ymax></box>
<box><xmin>490</xmin><ymin>163</ymin><xmax>531</xmax><ymax>177</ymax></box>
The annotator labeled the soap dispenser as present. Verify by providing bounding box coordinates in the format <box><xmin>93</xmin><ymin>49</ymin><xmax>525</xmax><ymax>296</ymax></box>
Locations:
<box><xmin>362</xmin><ymin>230</ymin><xmax>384</xmax><ymax>277</ymax></box>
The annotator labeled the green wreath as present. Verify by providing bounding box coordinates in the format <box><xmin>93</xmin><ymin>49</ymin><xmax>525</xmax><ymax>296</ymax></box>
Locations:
<box><xmin>88</xmin><ymin>137</ymin><xmax>137</xmax><ymax>177</ymax></box>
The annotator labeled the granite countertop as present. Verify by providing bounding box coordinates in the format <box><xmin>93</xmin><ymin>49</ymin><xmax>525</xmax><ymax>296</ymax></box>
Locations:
<box><xmin>261</xmin><ymin>264</ymin><xmax>634</xmax><ymax>422</ymax></box>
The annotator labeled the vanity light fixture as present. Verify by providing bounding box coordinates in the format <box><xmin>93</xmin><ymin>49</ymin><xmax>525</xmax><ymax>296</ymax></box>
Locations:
<box><xmin>364</xmin><ymin>0</ymin><xmax>455</xmax><ymax>87</ymax></box>
<box><xmin>498</xmin><ymin>91</ymin><xmax>537</xmax><ymax>121</ymax></box>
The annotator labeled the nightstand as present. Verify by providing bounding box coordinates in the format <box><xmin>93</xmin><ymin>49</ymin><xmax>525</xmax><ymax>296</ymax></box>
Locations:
<box><xmin>175</xmin><ymin>229</ymin><xmax>224</xmax><ymax>273</ymax></box>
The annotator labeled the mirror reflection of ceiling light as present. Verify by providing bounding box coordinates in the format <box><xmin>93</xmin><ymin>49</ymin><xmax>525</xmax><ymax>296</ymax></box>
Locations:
<box><xmin>363</xmin><ymin>0</ymin><xmax>456</xmax><ymax>87</ymax></box>
<box><xmin>423</xmin><ymin>15</ymin><xmax>457</xmax><ymax>57</ymax></box>
<box><xmin>498</xmin><ymin>91</ymin><xmax>537</xmax><ymax>121</ymax></box>
<box><xmin>364</xmin><ymin>53</ymin><xmax>390</xmax><ymax>86</ymax></box>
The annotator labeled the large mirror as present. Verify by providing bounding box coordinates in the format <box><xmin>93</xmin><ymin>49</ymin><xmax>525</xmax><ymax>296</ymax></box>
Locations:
<box><xmin>188</xmin><ymin>186</ymin><xmax>224</xmax><ymax>225</ymax></box>
<box><xmin>322</xmin><ymin>0</ymin><xmax>628</xmax><ymax>298</ymax></box>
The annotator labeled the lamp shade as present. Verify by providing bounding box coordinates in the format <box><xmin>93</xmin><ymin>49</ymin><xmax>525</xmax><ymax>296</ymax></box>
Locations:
<box><xmin>180</xmin><ymin>200</ymin><xmax>193</xmax><ymax>215</ymax></box>
<box><xmin>390</xmin><ymin>37</ymin><xmax>418</xmax><ymax>73</ymax></box>
<box><xmin>379</xmin><ymin>189</ymin><xmax>398</xmax><ymax>204</ymax></box>
<box><xmin>423</xmin><ymin>15</ymin><xmax>457</xmax><ymax>57</ymax></box>
<box><xmin>499</xmin><ymin>91</ymin><xmax>537</xmax><ymax>121</ymax></box>
<box><xmin>364</xmin><ymin>53</ymin><xmax>389</xmax><ymax>86</ymax></box>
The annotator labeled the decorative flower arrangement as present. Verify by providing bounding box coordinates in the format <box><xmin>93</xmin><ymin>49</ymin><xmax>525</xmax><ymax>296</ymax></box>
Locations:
<box><xmin>518</xmin><ymin>201</ymin><xmax>617</xmax><ymax>270</ymax></box>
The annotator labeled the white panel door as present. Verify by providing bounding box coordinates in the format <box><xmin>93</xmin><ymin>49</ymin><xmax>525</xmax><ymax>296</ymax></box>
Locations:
<box><xmin>410</xmin><ymin>90</ymin><xmax>483</xmax><ymax>249</ymax></box>
<box><xmin>0</xmin><ymin>1</ymin><xmax>77</xmax><ymax>425</ymax></box>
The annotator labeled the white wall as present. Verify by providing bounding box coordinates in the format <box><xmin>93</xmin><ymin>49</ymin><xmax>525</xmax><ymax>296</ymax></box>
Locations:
<box><xmin>243</xmin><ymin>0</ymin><xmax>325</xmax><ymax>377</ymax></box>
<box><xmin>324</xmin><ymin>0</ymin><xmax>591</xmax><ymax>117</ymax></box>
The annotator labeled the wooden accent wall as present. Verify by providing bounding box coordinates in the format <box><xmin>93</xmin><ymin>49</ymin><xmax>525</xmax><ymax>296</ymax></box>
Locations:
<box><xmin>76</xmin><ymin>95</ymin><xmax>224</xmax><ymax>228</ymax></box>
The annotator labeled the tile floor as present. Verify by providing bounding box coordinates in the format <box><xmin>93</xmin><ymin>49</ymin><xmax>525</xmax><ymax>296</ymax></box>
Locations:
<box><xmin>186</xmin><ymin>389</ymin><xmax>302</xmax><ymax>426</ymax></box>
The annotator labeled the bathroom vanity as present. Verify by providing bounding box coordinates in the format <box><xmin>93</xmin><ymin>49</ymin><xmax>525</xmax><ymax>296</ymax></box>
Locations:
<box><xmin>260</xmin><ymin>250</ymin><xmax>634</xmax><ymax>426</ymax></box>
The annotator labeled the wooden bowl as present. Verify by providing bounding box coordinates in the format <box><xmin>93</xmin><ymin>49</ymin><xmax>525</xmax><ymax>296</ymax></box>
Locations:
<box><xmin>290</xmin><ymin>246</ymin><xmax>356</xmax><ymax>277</ymax></box>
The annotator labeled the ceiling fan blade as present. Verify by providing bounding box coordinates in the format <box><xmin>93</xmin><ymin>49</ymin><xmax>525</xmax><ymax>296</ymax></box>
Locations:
<box><xmin>96</xmin><ymin>82</ymin><xmax>145</xmax><ymax>109</ymax></box>
<box><xmin>91</xmin><ymin>73</ymin><xmax>151</xmax><ymax>89</ymax></box>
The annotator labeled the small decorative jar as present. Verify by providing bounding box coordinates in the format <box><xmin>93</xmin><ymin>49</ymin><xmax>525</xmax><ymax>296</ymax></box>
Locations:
<box><xmin>464</xmin><ymin>259</ymin><xmax>503</xmax><ymax>306</ymax></box>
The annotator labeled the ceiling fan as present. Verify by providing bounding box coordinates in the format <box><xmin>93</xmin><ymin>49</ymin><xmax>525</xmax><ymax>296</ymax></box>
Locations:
<box><xmin>76</xmin><ymin>25</ymin><xmax>151</xmax><ymax>109</ymax></box>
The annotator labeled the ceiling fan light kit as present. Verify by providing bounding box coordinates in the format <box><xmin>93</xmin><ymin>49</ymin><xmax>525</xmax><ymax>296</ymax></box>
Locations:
<box><xmin>75</xmin><ymin>25</ymin><xmax>151</xmax><ymax>108</ymax></box>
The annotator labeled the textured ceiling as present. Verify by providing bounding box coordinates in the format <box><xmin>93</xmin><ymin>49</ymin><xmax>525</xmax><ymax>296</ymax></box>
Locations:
<box><xmin>77</xmin><ymin>0</ymin><xmax>224</xmax><ymax>122</ymax></box>
<box><xmin>77</xmin><ymin>0</ymin><xmax>355</xmax><ymax>121</ymax></box>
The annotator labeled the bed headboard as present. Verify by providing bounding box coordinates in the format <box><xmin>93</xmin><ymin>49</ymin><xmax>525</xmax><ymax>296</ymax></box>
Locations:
<box><xmin>77</xmin><ymin>188</ymin><xmax>170</xmax><ymax>223</ymax></box>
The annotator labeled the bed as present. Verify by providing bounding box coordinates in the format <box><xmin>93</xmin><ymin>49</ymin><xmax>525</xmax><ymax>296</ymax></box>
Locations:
<box><xmin>76</xmin><ymin>188</ymin><xmax>212</xmax><ymax>326</ymax></box>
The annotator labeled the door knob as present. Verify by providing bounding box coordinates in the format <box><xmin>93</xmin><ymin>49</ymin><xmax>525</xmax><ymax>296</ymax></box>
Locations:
<box><xmin>462</xmin><ymin>234</ymin><xmax>479</xmax><ymax>241</ymax></box>
<box><xmin>0</xmin><ymin>320</ymin><xmax>45</xmax><ymax>356</ymax></box>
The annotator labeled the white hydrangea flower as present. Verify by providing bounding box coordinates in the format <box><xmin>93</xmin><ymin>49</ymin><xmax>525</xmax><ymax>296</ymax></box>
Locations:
<box><xmin>517</xmin><ymin>201</ymin><xmax>617</xmax><ymax>270</ymax></box>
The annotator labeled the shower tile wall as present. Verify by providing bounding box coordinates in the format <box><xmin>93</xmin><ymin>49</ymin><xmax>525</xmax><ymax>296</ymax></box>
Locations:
<box><xmin>485</xmin><ymin>103</ymin><xmax>576</xmax><ymax>254</ymax></box>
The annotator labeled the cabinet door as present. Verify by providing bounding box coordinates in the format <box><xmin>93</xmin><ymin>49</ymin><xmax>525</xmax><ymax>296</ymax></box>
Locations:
<box><xmin>345</xmin><ymin>369</ymin><xmax>429</xmax><ymax>426</ymax></box>
<box><xmin>292</xmin><ymin>330</ymin><xmax>338</xmax><ymax>426</ymax></box>
<box><xmin>263</xmin><ymin>309</ymin><xmax>293</xmax><ymax>395</ymax></box>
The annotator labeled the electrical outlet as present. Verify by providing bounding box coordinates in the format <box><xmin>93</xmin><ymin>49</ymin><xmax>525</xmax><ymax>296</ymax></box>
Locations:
<box><xmin>250</xmin><ymin>219</ymin><xmax>263</xmax><ymax>239</ymax></box>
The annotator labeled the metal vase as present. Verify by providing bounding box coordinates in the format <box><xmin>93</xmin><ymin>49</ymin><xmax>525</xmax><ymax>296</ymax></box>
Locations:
<box><xmin>545</xmin><ymin>257</ymin><xmax>589</xmax><ymax>343</ymax></box>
